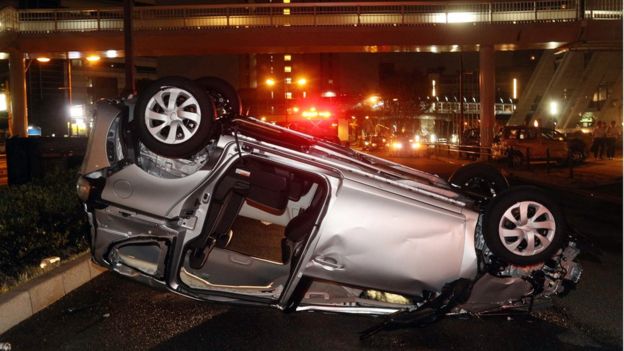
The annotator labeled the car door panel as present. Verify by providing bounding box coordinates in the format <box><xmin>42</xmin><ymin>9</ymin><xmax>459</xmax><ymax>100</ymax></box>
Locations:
<box><xmin>303</xmin><ymin>178</ymin><xmax>478</xmax><ymax>297</ymax></box>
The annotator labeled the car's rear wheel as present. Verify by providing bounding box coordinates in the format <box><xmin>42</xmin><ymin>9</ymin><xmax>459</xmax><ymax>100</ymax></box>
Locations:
<box><xmin>135</xmin><ymin>76</ymin><xmax>216</xmax><ymax>158</ymax></box>
<box><xmin>195</xmin><ymin>76</ymin><xmax>242</xmax><ymax>119</ymax></box>
<box><xmin>483</xmin><ymin>186</ymin><xmax>566</xmax><ymax>265</ymax></box>
<box><xmin>508</xmin><ymin>150</ymin><xmax>524</xmax><ymax>167</ymax></box>
<box><xmin>448</xmin><ymin>162</ymin><xmax>509</xmax><ymax>200</ymax></box>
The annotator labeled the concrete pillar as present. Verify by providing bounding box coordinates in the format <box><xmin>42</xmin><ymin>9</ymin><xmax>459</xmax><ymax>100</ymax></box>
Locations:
<box><xmin>479</xmin><ymin>44</ymin><xmax>495</xmax><ymax>160</ymax></box>
<box><xmin>8</xmin><ymin>51</ymin><xmax>28</xmax><ymax>137</ymax></box>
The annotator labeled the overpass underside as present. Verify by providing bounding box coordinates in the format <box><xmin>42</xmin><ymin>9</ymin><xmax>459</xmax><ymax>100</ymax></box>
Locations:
<box><xmin>8</xmin><ymin>20</ymin><xmax>621</xmax><ymax>55</ymax></box>
<box><xmin>1</xmin><ymin>1</ymin><xmax>622</xmax><ymax>55</ymax></box>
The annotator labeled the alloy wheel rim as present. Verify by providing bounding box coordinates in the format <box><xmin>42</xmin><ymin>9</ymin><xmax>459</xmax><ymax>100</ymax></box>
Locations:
<box><xmin>145</xmin><ymin>87</ymin><xmax>201</xmax><ymax>145</ymax></box>
<box><xmin>498</xmin><ymin>200</ymin><xmax>556</xmax><ymax>256</ymax></box>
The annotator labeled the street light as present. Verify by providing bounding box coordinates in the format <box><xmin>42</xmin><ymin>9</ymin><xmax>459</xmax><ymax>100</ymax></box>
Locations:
<box><xmin>86</xmin><ymin>55</ymin><xmax>101</xmax><ymax>63</ymax></box>
<box><xmin>265</xmin><ymin>78</ymin><xmax>276</xmax><ymax>87</ymax></box>
<box><xmin>296</xmin><ymin>77</ymin><xmax>307</xmax><ymax>87</ymax></box>
<box><xmin>549</xmin><ymin>100</ymin><xmax>559</xmax><ymax>116</ymax></box>
<box><xmin>0</xmin><ymin>93</ymin><xmax>7</xmax><ymax>112</ymax></box>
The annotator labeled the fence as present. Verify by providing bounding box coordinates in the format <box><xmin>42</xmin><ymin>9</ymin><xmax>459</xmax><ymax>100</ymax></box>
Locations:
<box><xmin>2</xmin><ymin>0</ymin><xmax>621</xmax><ymax>34</ymax></box>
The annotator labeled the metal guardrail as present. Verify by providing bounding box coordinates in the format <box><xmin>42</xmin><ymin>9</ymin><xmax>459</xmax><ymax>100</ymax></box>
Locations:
<box><xmin>0</xmin><ymin>0</ymin><xmax>620</xmax><ymax>34</ymax></box>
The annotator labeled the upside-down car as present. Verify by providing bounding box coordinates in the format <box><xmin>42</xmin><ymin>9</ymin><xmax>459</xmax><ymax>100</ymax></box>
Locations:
<box><xmin>77</xmin><ymin>76</ymin><xmax>581</xmax><ymax>333</ymax></box>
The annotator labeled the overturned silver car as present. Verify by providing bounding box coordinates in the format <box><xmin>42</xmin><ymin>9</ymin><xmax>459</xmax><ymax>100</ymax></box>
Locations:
<box><xmin>77</xmin><ymin>76</ymin><xmax>581</xmax><ymax>332</ymax></box>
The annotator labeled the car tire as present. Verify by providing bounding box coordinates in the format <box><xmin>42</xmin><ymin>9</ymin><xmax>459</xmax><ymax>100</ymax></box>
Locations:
<box><xmin>508</xmin><ymin>150</ymin><xmax>524</xmax><ymax>167</ymax></box>
<box><xmin>135</xmin><ymin>76</ymin><xmax>216</xmax><ymax>158</ymax></box>
<box><xmin>569</xmin><ymin>149</ymin><xmax>586</xmax><ymax>164</ymax></box>
<box><xmin>195</xmin><ymin>76</ymin><xmax>242</xmax><ymax>119</ymax></box>
<box><xmin>483</xmin><ymin>186</ymin><xmax>566</xmax><ymax>265</ymax></box>
<box><xmin>448</xmin><ymin>162</ymin><xmax>509</xmax><ymax>199</ymax></box>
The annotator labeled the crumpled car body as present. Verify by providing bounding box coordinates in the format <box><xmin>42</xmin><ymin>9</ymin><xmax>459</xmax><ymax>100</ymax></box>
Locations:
<box><xmin>78</xmin><ymin>97</ymin><xmax>581</xmax><ymax>319</ymax></box>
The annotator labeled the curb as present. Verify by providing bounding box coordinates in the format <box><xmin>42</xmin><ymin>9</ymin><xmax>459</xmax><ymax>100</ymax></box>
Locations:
<box><xmin>0</xmin><ymin>255</ymin><xmax>106</xmax><ymax>335</ymax></box>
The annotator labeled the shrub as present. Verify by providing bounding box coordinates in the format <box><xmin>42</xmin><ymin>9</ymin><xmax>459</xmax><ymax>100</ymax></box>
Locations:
<box><xmin>0</xmin><ymin>168</ymin><xmax>89</xmax><ymax>288</ymax></box>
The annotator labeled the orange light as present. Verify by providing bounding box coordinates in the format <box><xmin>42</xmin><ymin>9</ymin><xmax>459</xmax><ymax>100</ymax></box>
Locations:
<box><xmin>292</xmin><ymin>106</ymin><xmax>299</xmax><ymax>113</ymax></box>
<box><xmin>36</xmin><ymin>57</ymin><xmax>50</xmax><ymax>63</ymax></box>
<box><xmin>265</xmin><ymin>78</ymin><xmax>276</xmax><ymax>87</ymax></box>
<box><xmin>368</xmin><ymin>95</ymin><xmax>380</xmax><ymax>104</ymax></box>
<box><xmin>296</xmin><ymin>78</ymin><xmax>307</xmax><ymax>87</ymax></box>
<box><xmin>86</xmin><ymin>55</ymin><xmax>100</xmax><ymax>62</ymax></box>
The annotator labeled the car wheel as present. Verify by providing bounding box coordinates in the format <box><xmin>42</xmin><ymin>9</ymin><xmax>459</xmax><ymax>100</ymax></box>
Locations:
<box><xmin>569</xmin><ymin>150</ymin><xmax>586</xmax><ymax>164</ymax></box>
<box><xmin>135</xmin><ymin>76</ymin><xmax>216</xmax><ymax>158</ymax></box>
<box><xmin>508</xmin><ymin>150</ymin><xmax>524</xmax><ymax>167</ymax></box>
<box><xmin>483</xmin><ymin>186</ymin><xmax>566</xmax><ymax>265</ymax></box>
<box><xmin>448</xmin><ymin>162</ymin><xmax>509</xmax><ymax>199</ymax></box>
<box><xmin>195</xmin><ymin>76</ymin><xmax>242</xmax><ymax>119</ymax></box>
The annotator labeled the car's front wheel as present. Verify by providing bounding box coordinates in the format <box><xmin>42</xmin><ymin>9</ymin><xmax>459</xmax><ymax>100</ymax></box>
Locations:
<box><xmin>135</xmin><ymin>76</ymin><xmax>216</xmax><ymax>158</ymax></box>
<box><xmin>483</xmin><ymin>186</ymin><xmax>566</xmax><ymax>265</ymax></box>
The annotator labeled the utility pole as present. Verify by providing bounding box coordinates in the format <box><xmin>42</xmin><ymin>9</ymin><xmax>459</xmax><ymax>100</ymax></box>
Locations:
<box><xmin>124</xmin><ymin>0</ymin><xmax>136</xmax><ymax>96</ymax></box>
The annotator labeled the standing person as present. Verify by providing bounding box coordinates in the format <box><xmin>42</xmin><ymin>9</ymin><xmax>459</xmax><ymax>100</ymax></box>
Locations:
<box><xmin>591</xmin><ymin>121</ymin><xmax>606</xmax><ymax>159</ymax></box>
<box><xmin>606</xmin><ymin>121</ymin><xmax>617</xmax><ymax>160</ymax></box>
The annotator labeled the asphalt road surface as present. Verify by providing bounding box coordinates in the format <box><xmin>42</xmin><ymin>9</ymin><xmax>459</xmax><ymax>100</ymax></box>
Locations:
<box><xmin>2</xmin><ymin>155</ymin><xmax>622</xmax><ymax>350</ymax></box>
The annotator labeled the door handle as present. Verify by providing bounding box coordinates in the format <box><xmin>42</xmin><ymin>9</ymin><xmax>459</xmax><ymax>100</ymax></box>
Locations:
<box><xmin>313</xmin><ymin>256</ymin><xmax>344</xmax><ymax>271</ymax></box>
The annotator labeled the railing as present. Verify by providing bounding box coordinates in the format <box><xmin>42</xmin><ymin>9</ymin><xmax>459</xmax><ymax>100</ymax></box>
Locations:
<box><xmin>430</xmin><ymin>102</ymin><xmax>515</xmax><ymax>115</ymax></box>
<box><xmin>2</xmin><ymin>0</ymin><xmax>620</xmax><ymax>34</ymax></box>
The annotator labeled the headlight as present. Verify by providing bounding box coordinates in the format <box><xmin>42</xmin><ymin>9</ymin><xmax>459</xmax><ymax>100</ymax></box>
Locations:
<box><xmin>392</xmin><ymin>142</ymin><xmax>403</xmax><ymax>149</ymax></box>
<box><xmin>430</xmin><ymin>134</ymin><xmax>437</xmax><ymax>143</ymax></box>
<box><xmin>364</xmin><ymin>141</ymin><xmax>370</xmax><ymax>145</ymax></box>
<box><xmin>411</xmin><ymin>142</ymin><xmax>421</xmax><ymax>149</ymax></box>
<box><xmin>451</xmin><ymin>134</ymin><xmax>459</xmax><ymax>144</ymax></box>
<box><xmin>415</xmin><ymin>135</ymin><xmax>421</xmax><ymax>143</ymax></box>
<box><xmin>76</xmin><ymin>176</ymin><xmax>91</xmax><ymax>202</ymax></box>
<box><xmin>372</xmin><ymin>143</ymin><xmax>377</xmax><ymax>147</ymax></box>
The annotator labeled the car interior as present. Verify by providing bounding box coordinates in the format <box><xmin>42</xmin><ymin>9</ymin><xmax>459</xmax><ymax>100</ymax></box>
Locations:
<box><xmin>179</xmin><ymin>156</ymin><xmax>327</xmax><ymax>299</ymax></box>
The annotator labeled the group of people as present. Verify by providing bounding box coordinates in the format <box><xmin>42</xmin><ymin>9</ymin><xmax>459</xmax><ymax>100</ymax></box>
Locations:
<box><xmin>591</xmin><ymin>120</ymin><xmax>622</xmax><ymax>160</ymax></box>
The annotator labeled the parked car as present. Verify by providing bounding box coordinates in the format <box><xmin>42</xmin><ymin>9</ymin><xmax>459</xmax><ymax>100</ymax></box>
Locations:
<box><xmin>492</xmin><ymin>126</ymin><xmax>583</xmax><ymax>164</ymax></box>
<box><xmin>362</xmin><ymin>135</ymin><xmax>384</xmax><ymax>151</ymax></box>
<box><xmin>77</xmin><ymin>76</ymin><xmax>581</xmax><ymax>333</ymax></box>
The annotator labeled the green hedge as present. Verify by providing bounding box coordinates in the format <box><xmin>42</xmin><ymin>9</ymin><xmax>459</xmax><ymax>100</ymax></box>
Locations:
<box><xmin>0</xmin><ymin>169</ymin><xmax>89</xmax><ymax>288</ymax></box>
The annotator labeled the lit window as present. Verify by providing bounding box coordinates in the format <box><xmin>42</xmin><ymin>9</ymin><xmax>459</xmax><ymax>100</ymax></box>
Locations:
<box><xmin>283</xmin><ymin>8</ymin><xmax>290</xmax><ymax>15</ymax></box>
<box><xmin>284</xmin><ymin>66</ymin><xmax>292</xmax><ymax>73</ymax></box>
<box><xmin>283</xmin><ymin>0</ymin><xmax>290</xmax><ymax>3</ymax></box>
<box><xmin>285</xmin><ymin>92</ymin><xmax>293</xmax><ymax>99</ymax></box>
<box><xmin>284</xmin><ymin>54</ymin><xmax>292</xmax><ymax>61</ymax></box>
<box><xmin>285</xmin><ymin>77</ymin><xmax>292</xmax><ymax>84</ymax></box>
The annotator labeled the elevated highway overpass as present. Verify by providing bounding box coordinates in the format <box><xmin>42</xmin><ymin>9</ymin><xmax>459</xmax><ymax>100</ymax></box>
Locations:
<box><xmin>0</xmin><ymin>1</ymin><xmax>621</xmax><ymax>55</ymax></box>
<box><xmin>0</xmin><ymin>0</ymin><xmax>621</xmax><ymax>150</ymax></box>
